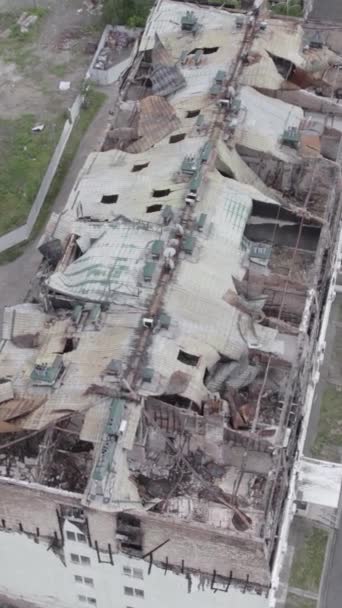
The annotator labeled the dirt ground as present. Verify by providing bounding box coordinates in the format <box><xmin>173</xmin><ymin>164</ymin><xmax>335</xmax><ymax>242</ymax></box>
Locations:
<box><xmin>0</xmin><ymin>0</ymin><xmax>102</xmax><ymax>120</ymax></box>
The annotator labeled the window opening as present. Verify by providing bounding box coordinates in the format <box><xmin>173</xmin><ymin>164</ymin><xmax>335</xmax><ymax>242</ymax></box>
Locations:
<box><xmin>133</xmin><ymin>568</ymin><xmax>143</xmax><ymax>579</ymax></box>
<box><xmin>135</xmin><ymin>589</ymin><xmax>144</xmax><ymax>598</ymax></box>
<box><xmin>84</xmin><ymin>578</ymin><xmax>94</xmax><ymax>587</ymax></box>
<box><xmin>67</xmin><ymin>531</ymin><xmax>76</xmax><ymax>541</ymax></box>
<box><xmin>71</xmin><ymin>553</ymin><xmax>80</xmax><ymax>564</ymax></box>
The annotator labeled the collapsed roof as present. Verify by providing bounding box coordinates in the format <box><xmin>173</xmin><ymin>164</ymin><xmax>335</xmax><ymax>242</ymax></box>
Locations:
<box><xmin>0</xmin><ymin>0</ymin><xmax>341</xmax><ymax>593</ymax></box>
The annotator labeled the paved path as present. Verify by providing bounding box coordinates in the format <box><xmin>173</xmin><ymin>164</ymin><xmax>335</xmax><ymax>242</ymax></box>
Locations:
<box><xmin>0</xmin><ymin>84</ymin><xmax>117</xmax><ymax>326</ymax></box>
<box><xmin>315</xmin><ymin>295</ymin><xmax>342</xmax><ymax>608</ymax></box>
<box><xmin>321</xmin><ymin>484</ymin><xmax>342</xmax><ymax>608</ymax></box>
<box><xmin>288</xmin><ymin>587</ymin><xmax>318</xmax><ymax>601</ymax></box>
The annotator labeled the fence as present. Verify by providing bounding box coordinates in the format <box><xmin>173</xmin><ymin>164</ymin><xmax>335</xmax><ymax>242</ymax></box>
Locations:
<box><xmin>0</xmin><ymin>95</ymin><xmax>83</xmax><ymax>254</ymax></box>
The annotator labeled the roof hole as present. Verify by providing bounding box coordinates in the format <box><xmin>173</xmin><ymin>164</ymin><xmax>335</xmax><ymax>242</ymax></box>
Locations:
<box><xmin>101</xmin><ymin>194</ymin><xmax>118</xmax><ymax>204</ymax></box>
<box><xmin>169</xmin><ymin>133</ymin><xmax>186</xmax><ymax>144</ymax></box>
<box><xmin>217</xmin><ymin>167</ymin><xmax>234</xmax><ymax>179</ymax></box>
<box><xmin>146</xmin><ymin>204</ymin><xmax>163</xmax><ymax>213</ymax></box>
<box><xmin>177</xmin><ymin>349</ymin><xmax>200</xmax><ymax>366</ymax></box>
<box><xmin>152</xmin><ymin>189</ymin><xmax>171</xmax><ymax>198</ymax></box>
<box><xmin>186</xmin><ymin>109</ymin><xmax>200</xmax><ymax>118</ymax></box>
<box><xmin>132</xmin><ymin>162</ymin><xmax>149</xmax><ymax>173</ymax></box>
<box><xmin>62</xmin><ymin>338</ymin><xmax>77</xmax><ymax>353</ymax></box>
<box><xmin>232</xmin><ymin>511</ymin><xmax>252</xmax><ymax>532</ymax></box>
<box><xmin>190</xmin><ymin>47</ymin><xmax>219</xmax><ymax>56</ymax></box>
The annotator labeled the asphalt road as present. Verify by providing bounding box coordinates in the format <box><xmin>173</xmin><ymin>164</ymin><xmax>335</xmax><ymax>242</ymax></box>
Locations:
<box><xmin>309</xmin><ymin>0</ymin><xmax>342</xmax><ymax>21</ymax></box>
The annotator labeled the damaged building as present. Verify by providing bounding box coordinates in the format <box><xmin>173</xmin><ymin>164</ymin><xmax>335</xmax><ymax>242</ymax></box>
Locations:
<box><xmin>0</xmin><ymin>2</ymin><xmax>341</xmax><ymax>608</ymax></box>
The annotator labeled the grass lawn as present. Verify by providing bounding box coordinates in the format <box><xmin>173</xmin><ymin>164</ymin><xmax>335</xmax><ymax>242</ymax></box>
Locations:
<box><xmin>311</xmin><ymin>385</ymin><xmax>342</xmax><ymax>461</ymax></box>
<box><xmin>0</xmin><ymin>8</ymin><xmax>62</xmax><ymax>237</ymax></box>
<box><xmin>0</xmin><ymin>9</ymin><xmax>48</xmax><ymax>70</ymax></box>
<box><xmin>0</xmin><ymin>89</ymin><xmax>107</xmax><ymax>265</ymax></box>
<box><xmin>285</xmin><ymin>594</ymin><xmax>316</xmax><ymax>608</ymax></box>
<box><xmin>289</xmin><ymin>526</ymin><xmax>328</xmax><ymax>593</ymax></box>
<box><xmin>0</xmin><ymin>114</ymin><xmax>64</xmax><ymax>236</ymax></box>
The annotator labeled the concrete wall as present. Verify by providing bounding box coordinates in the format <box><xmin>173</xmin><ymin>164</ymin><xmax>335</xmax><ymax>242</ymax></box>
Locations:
<box><xmin>0</xmin><ymin>521</ymin><xmax>269</xmax><ymax>608</ymax></box>
<box><xmin>269</xmin><ymin>211</ymin><xmax>342</xmax><ymax>606</ymax></box>
<box><xmin>0</xmin><ymin>94</ymin><xmax>83</xmax><ymax>254</ymax></box>
<box><xmin>0</xmin><ymin>476</ymin><xmax>269</xmax><ymax>608</ymax></box>
<box><xmin>0</xmin><ymin>473</ymin><xmax>271</xmax><ymax>606</ymax></box>
<box><xmin>88</xmin><ymin>25</ymin><xmax>133</xmax><ymax>86</ymax></box>
<box><xmin>91</xmin><ymin>57</ymin><xmax>131</xmax><ymax>86</ymax></box>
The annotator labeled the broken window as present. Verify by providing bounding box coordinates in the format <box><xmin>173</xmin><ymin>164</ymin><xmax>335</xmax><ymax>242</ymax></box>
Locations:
<box><xmin>71</xmin><ymin>553</ymin><xmax>80</xmax><ymax>564</ymax></box>
<box><xmin>146</xmin><ymin>204</ymin><xmax>163</xmax><ymax>213</ymax></box>
<box><xmin>135</xmin><ymin>589</ymin><xmax>144</xmax><ymax>598</ymax></box>
<box><xmin>133</xmin><ymin>568</ymin><xmax>143</xmax><ymax>580</ymax></box>
<box><xmin>177</xmin><ymin>349</ymin><xmax>200</xmax><ymax>366</ymax></box>
<box><xmin>101</xmin><ymin>194</ymin><xmax>118</xmax><ymax>204</ymax></box>
<box><xmin>152</xmin><ymin>188</ymin><xmax>171</xmax><ymax>198</ymax></box>
<box><xmin>169</xmin><ymin>133</ymin><xmax>186</xmax><ymax>143</ymax></box>
<box><xmin>190</xmin><ymin>46</ymin><xmax>219</xmax><ymax>55</ymax></box>
<box><xmin>132</xmin><ymin>162</ymin><xmax>149</xmax><ymax>173</ymax></box>
<box><xmin>67</xmin><ymin>531</ymin><xmax>76</xmax><ymax>541</ymax></box>
<box><xmin>84</xmin><ymin>578</ymin><xmax>94</xmax><ymax>587</ymax></box>
<box><xmin>186</xmin><ymin>109</ymin><xmax>200</xmax><ymax>118</ymax></box>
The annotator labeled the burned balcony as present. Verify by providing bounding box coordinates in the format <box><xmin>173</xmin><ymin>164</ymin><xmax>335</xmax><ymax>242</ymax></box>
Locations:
<box><xmin>117</xmin><ymin>513</ymin><xmax>143</xmax><ymax>555</ymax></box>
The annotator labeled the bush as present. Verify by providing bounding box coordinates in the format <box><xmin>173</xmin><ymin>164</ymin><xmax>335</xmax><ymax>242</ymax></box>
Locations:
<box><xmin>102</xmin><ymin>0</ymin><xmax>152</xmax><ymax>27</ymax></box>
<box><xmin>271</xmin><ymin>0</ymin><xmax>303</xmax><ymax>17</ymax></box>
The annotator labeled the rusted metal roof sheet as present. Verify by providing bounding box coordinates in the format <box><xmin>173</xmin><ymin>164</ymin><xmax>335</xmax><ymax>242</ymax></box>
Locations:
<box><xmin>127</xmin><ymin>95</ymin><xmax>181</xmax><ymax>153</ymax></box>
<box><xmin>0</xmin><ymin>381</ymin><xmax>14</xmax><ymax>404</ymax></box>
<box><xmin>0</xmin><ymin>396</ymin><xmax>46</xmax><ymax>423</ymax></box>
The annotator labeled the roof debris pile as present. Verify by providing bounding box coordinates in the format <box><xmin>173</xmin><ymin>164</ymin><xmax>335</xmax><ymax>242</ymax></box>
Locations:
<box><xmin>0</xmin><ymin>0</ymin><xmax>341</xmax><ymax>595</ymax></box>
<box><xmin>95</xmin><ymin>28</ymin><xmax>136</xmax><ymax>71</ymax></box>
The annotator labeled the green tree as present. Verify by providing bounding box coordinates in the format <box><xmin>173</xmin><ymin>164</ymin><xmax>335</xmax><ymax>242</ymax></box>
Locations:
<box><xmin>102</xmin><ymin>0</ymin><xmax>151</xmax><ymax>26</ymax></box>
